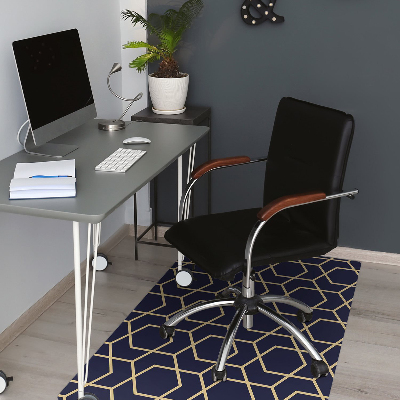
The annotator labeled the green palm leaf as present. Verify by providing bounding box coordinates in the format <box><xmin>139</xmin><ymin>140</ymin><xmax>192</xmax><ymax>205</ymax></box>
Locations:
<box><xmin>159</xmin><ymin>30</ymin><xmax>182</xmax><ymax>55</ymax></box>
<box><xmin>129</xmin><ymin>52</ymin><xmax>161</xmax><ymax>73</ymax></box>
<box><xmin>121</xmin><ymin>10</ymin><xmax>161</xmax><ymax>39</ymax></box>
<box><xmin>175</xmin><ymin>0</ymin><xmax>204</xmax><ymax>31</ymax></box>
<box><xmin>122</xmin><ymin>0</ymin><xmax>204</xmax><ymax>76</ymax></box>
<box><xmin>123</xmin><ymin>41</ymin><xmax>162</xmax><ymax>55</ymax></box>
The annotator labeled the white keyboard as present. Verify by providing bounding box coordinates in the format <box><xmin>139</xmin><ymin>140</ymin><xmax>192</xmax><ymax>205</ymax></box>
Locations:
<box><xmin>95</xmin><ymin>148</ymin><xmax>146</xmax><ymax>173</ymax></box>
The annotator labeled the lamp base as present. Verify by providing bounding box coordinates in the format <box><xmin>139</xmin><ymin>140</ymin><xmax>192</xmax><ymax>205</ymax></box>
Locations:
<box><xmin>97</xmin><ymin>119</ymin><xmax>126</xmax><ymax>131</ymax></box>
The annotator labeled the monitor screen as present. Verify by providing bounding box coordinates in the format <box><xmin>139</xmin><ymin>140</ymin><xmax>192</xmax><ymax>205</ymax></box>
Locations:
<box><xmin>13</xmin><ymin>29</ymin><xmax>96</xmax><ymax>146</ymax></box>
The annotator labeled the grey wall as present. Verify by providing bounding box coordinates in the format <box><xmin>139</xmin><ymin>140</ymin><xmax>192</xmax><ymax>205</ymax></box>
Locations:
<box><xmin>148</xmin><ymin>0</ymin><xmax>400</xmax><ymax>253</ymax></box>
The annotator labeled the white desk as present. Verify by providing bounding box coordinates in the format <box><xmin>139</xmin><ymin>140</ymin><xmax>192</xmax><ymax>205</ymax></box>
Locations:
<box><xmin>0</xmin><ymin>119</ymin><xmax>208</xmax><ymax>399</ymax></box>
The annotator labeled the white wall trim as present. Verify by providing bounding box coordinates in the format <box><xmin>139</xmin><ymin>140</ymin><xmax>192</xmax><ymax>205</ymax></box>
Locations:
<box><xmin>120</xmin><ymin>0</ymin><xmax>151</xmax><ymax>228</ymax></box>
<box><xmin>119</xmin><ymin>0</ymin><xmax>148</xmax><ymax>117</ymax></box>
<box><xmin>326</xmin><ymin>247</ymin><xmax>400</xmax><ymax>266</ymax></box>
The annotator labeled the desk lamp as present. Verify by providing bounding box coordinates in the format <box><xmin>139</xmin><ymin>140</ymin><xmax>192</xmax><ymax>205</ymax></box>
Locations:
<box><xmin>98</xmin><ymin>63</ymin><xmax>143</xmax><ymax>131</ymax></box>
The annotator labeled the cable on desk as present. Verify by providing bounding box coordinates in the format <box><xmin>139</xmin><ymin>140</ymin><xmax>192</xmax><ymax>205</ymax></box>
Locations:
<box><xmin>17</xmin><ymin>119</ymin><xmax>30</xmax><ymax>145</ymax></box>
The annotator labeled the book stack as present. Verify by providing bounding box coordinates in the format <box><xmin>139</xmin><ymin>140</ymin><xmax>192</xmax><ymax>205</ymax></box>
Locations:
<box><xmin>9</xmin><ymin>159</ymin><xmax>76</xmax><ymax>200</ymax></box>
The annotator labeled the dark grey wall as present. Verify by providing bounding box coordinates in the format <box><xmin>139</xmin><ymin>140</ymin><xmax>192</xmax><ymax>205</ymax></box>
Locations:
<box><xmin>148</xmin><ymin>0</ymin><xmax>400</xmax><ymax>253</ymax></box>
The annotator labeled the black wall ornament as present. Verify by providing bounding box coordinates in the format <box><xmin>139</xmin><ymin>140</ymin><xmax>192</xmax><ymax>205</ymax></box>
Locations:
<box><xmin>241</xmin><ymin>0</ymin><xmax>284</xmax><ymax>25</ymax></box>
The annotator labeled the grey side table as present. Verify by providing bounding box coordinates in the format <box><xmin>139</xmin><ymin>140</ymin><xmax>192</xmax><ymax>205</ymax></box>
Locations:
<box><xmin>131</xmin><ymin>106</ymin><xmax>212</xmax><ymax>258</ymax></box>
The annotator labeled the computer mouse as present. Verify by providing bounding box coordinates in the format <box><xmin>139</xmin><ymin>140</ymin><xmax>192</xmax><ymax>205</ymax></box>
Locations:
<box><xmin>123</xmin><ymin>137</ymin><xmax>151</xmax><ymax>144</ymax></box>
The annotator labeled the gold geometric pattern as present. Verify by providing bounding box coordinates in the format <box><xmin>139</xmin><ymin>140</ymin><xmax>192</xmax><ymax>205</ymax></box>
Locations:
<box><xmin>58</xmin><ymin>256</ymin><xmax>360</xmax><ymax>400</ymax></box>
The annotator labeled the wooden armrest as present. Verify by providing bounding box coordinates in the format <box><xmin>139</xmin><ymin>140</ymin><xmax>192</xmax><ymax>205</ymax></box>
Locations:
<box><xmin>191</xmin><ymin>156</ymin><xmax>251</xmax><ymax>179</ymax></box>
<box><xmin>257</xmin><ymin>191</ymin><xmax>326</xmax><ymax>221</ymax></box>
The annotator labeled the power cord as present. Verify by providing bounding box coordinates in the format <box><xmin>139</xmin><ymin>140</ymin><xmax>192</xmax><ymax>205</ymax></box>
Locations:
<box><xmin>17</xmin><ymin>119</ymin><xmax>30</xmax><ymax>145</ymax></box>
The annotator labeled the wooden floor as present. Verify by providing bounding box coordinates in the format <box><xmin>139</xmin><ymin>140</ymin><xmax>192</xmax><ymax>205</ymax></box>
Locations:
<box><xmin>0</xmin><ymin>235</ymin><xmax>399</xmax><ymax>400</ymax></box>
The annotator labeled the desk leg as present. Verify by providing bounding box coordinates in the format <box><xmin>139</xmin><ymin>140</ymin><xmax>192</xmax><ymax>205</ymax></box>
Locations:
<box><xmin>134</xmin><ymin>194</ymin><xmax>138</xmax><ymax>260</ymax></box>
<box><xmin>185</xmin><ymin>144</ymin><xmax>196</xmax><ymax>219</ymax></box>
<box><xmin>208</xmin><ymin>117</ymin><xmax>212</xmax><ymax>215</ymax></box>
<box><xmin>177</xmin><ymin>145</ymin><xmax>197</xmax><ymax>273</ymax></box>
<box><xmin>73</xmin><ymin>221</ymin><xmax>101</xmax><ymax>399</ymax></box>
<box><xmin>177</xmin><ymin>155</ymin><xmax>183</xmax><ymax>270</ymax></box>
<box><xmin>154</xmin><ymin>177</ymin><xmax>158</xmax><ymax>241</ymax></box>
<box><xmin>73</xmin><ymin>222</ymin><xmax>84</xmax><ymax>398</ymax></box>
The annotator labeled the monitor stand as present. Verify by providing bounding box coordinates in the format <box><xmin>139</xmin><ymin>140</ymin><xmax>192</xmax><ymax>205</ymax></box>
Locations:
<box><xmin>23</xmin><ymin>126</ymin><xmax>78</xmax><ymax>158</ymax></box>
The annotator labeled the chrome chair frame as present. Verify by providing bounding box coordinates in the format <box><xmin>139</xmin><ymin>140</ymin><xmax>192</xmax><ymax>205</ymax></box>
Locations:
<box><xmin>162</xmin><ymin>158</ymin><xmax>358</xmax><ymax>381</ymax></box>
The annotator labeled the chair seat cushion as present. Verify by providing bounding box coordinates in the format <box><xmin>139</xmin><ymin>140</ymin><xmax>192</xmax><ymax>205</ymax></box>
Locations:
<box><xmin>165</xmin><ymin>208</ymin><xmax>334</xmax><ymax>281</ymax></box>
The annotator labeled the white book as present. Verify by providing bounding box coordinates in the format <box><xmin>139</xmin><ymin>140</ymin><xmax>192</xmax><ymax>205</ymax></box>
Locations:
<box><xmin>10</xmin><ymin>160</ymin><xmax>76</xmax><ymax>200</ymax></box>
<box><xmin>13</xmin><ymin>159</ymin><xmax>75</xmax><ymax>179</ymax></box>
<box><xmin>10</xmin><ymin>177</ymin><xmax>76</xmax><ymax>191</ymax></box>
<box><xmin>9</xmin><ymin>189</ymin><xmax>76</xmax><ymax>200</ymax></box>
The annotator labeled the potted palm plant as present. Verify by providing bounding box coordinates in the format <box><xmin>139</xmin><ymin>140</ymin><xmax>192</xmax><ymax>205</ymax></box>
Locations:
<box><xmin>122</xmin><ymin>0</ymin><xmax>204</xmax><ymax>114</ymax></box>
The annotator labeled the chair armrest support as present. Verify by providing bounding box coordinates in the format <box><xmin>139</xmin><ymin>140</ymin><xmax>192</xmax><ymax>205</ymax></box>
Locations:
<box><xmin>257</xmin><ymin>191</ymin><xmax>327</xmax><ymax>221</ymax></box>
<box><xmin>180</xmin><ymin>156</ymin><xmax>268</xmax><ymax>221</ymax></box>
<box><xmin>257</xmin><ymin>189</ymin><xmax>359</xmax><ymax>222</ymax></box>
<box><xmin>191</xmin><ymin>156</ymin><xmax>267</xmax><ymax>179</ymax></box>
<box><xmin>191</xmin><ymin>156</ymin><xmax>250</xmax><ymax>179</ymax></box>
<box><xmin>242</xmin><ymin>189</ymin><xmax>359</xmax><ymax>295</ymax></box>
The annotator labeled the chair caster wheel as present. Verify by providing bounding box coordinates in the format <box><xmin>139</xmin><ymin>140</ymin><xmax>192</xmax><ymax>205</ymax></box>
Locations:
<box><xmin>159</xmin><ymin>325</ymin><xmax>175</xmax><ymax>340</ymax></box>
<box><xmin>311</xmin><ymin>360</ymin><xmax>329</xmax><ymax>378</ymax></box>
<box><xmin>91</xmin><ymin>253</ymin><xmax>111</xmax><ymax>271</ymax></box>
<box><xmin>211</xmin><ymin>367</ymin><xmax>227</xmax><ymax>382</ymax></box>
<box><xmin>175</xmin><ymin>268</ymin><xmax>193</xmax><ymax>287</ymax></box>
<box><xmin>297</xmin><ymin>310</ymin><xmax>313</xmax><ymax>323</ymax></box>
<box><xmin>79</xmin><ymin>393</ymin><xmax>99</xmax><ymax>400</ymax></box>
<box><xmin>0</xmin><ymin>370</ymin><xmax>13</xmax><ymax>394</ymax></box>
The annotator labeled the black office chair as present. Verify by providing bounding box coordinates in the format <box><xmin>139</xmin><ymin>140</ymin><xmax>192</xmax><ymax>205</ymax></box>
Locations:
<box><xmin>160</xmin><ymin>97</ymin><xmax>358</xmax><ymax>382</ymax></box>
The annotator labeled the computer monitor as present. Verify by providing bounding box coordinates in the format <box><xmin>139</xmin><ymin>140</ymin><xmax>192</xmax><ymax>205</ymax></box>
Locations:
<box><xmin>13</xmin><ymin>29</ymin><xmax>96</xmax><ymax>157</ymax></box>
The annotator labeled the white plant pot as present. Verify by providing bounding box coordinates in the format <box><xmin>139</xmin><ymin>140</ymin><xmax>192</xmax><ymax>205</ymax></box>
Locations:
<box><xmin>148</xmin><ymin>73</ymin><xmax>189</xmax><ymax>114</ymax></box>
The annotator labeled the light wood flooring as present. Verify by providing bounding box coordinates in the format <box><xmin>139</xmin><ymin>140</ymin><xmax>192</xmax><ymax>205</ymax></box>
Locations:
<box><xmin>0</xmin><ymin>235</ymin><xmax>399</xmax><ymax>400</ymax></box>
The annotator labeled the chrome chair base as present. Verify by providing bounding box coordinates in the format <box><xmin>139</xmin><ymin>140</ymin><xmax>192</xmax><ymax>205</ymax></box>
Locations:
<box><xmin>160</xmin><ymin>289</ymin><xmax>329</xmax><ymax>381</ymax></box>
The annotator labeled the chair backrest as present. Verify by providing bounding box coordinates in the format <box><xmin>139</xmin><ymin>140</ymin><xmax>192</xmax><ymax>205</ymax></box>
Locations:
<box><xmin>264</xmin><ymin>97</ymin><xmax>355</xmax><ymax>246</ymax></box>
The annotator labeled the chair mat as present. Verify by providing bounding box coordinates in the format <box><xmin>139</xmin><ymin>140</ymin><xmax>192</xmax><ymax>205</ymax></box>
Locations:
<box><xmin>58</xmin><ymin>256</ymin><xmax>361</xmax><ymax>400</ymax></box>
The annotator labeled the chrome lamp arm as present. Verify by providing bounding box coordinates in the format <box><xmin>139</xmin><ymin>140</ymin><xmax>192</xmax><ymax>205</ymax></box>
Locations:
<box><xmin>243</xmin><ymin>189</ymin><xmax>359</xmax><ymax>294</ymax></box>
<box><xmin>106</xmin><ymin>72</ymin><xmax>143</xmax><ymax>121</ymax></box>
<box><xmin>98</xmin><ymin>63</ymin><xmax>143</xmax><ymax>131</ymax></box>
